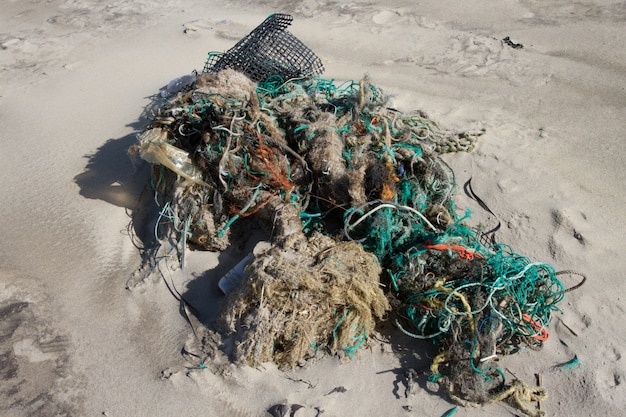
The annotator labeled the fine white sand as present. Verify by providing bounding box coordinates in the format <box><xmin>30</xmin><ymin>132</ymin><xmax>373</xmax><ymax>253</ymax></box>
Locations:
<box><xmin>1</xmin><ymin>1</ymin><xmax>625</xmax><ymax>416</ymax></box>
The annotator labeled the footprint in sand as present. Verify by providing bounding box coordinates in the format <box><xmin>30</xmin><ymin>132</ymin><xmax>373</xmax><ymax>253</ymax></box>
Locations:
<box><xmin>521</xmin><ymin>1</ymin><xmax>626</xmax><ymax>25</ymax></box>
<box><xmin>0</xmin><ymin>294</ymin><xmax>83</xmax><ymax>415</ymax></box>
<box><xmin>211</xmin><ymin>19</ymin><xmax>252</xmax><ymax>42</ymax></box>
<box><xmin>548</xmin><ymin>207</ymin><xmax>588</xmax><ymax>262</ymax></box>
<box><xmin>372</xmin><ymin>10</ymin><xmax>400</xmax><ymax>26</ymax></box>
<box><xmin>595</xmin><ymin>344</ymin><xmax>626</xmax><ymax>408</ymax></box>
<box><xmin>385</xmin><ymin>29</ymin><xmax>539</xmax><ymax>85</ymax></box>
<box><xmin>505</xmin><ymin>210</ymin><xmax>532</xmax><ymax>241</ymax></box>
<box><xmin>182</xmin><ymin>18</ymin><xmax>245</xmax><ymax>38</ymax></box>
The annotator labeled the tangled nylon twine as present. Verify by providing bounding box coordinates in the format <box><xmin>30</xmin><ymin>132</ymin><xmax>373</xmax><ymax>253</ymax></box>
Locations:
<box><xmin>131</xmin><ymin>68</ymin><xmax>578</xmax><ymax>416</ymax></box>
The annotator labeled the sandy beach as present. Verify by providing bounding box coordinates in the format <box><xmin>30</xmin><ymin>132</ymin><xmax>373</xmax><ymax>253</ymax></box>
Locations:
<box><xmin>1</xmin><ymin>1</ymin><xmax>625</xmax><ymax>416</ymax></box>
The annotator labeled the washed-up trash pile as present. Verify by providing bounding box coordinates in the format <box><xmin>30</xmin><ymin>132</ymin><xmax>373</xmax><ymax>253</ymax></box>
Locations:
<box><xmin>130</xmin><ymin>13</ymin><xmax>581</xmax><ymax>417</ymax></box>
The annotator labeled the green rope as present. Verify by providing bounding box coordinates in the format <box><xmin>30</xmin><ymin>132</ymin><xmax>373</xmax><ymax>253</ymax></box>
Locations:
<box><xmin>217</xmin><ymin>187</ymin><xmax>261</xmax><ymax>237</ymax></box>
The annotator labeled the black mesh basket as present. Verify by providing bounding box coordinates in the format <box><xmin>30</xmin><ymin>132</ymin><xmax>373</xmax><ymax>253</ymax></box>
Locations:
<box><xmin>203</xmin><ymin>13</ymin><xmax>324</xmax><ymax>82</ymax></box>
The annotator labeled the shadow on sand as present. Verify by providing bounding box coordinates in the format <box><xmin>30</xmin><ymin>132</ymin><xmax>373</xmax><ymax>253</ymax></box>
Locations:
<box><xmin>73</xmin><ymin>92</ymin><xmax>163</xmax><ymax>253</ymax></box>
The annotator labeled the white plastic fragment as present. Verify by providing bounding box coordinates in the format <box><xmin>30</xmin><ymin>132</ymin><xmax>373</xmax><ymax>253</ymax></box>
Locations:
<box><xmin>218</xmin><ymin>253</ymin><xmax>253</xmax><ymax>295</ymax></box>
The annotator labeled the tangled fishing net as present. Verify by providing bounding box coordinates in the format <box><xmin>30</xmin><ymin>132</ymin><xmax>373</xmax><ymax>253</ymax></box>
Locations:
<box><xmin>220</xmin><ymin>233</ymin><xmax>389</xmax><ymax>367</ymax></box>
<box><xmin>129</xmin><ymin>14</ymin><xmax>580</xmax><ymax>416</ymax></box>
